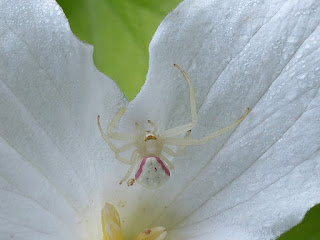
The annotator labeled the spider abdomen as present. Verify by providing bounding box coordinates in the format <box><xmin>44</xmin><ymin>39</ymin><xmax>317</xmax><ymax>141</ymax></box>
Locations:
<box><xmin>135</xmin><ymin>156</ymin><xmax>170</xmax><ymax>189</ymax></box>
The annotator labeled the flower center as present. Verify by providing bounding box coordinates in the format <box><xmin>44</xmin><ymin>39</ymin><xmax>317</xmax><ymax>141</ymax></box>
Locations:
<box><xmin>101</xmin><ymin>202</ymin><xmax>167</xmax><ymax>240</ymax></box>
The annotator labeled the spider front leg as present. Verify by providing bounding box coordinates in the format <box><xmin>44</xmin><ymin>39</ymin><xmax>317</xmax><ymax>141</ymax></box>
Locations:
<box><xmin>106</xmin><ymin>107</ymin><xmax>136</xmax><ymax>141</ymax></box>
<box><xmin>148</xmin><ymin>120</ymin><xmax>158</xmax><ymax>133</ymax></box>
<box><xmin>98</xmin><ymin>115</ymin><xmax>135</xmax><ymax>164</ymax></box>
<box><xmin>119</xmin><ymin>150</ymin><xmax>140</xmax><ymax>185</ymax></box>
<box><xmin>161</xmin><ymin>64</ymin><xmax>198</xmax><ymax>138</ymax></box>
<box><xmin>165</xmin><ymin>108</ymin><xmax>249</xmax><ymax>146</ymax></box>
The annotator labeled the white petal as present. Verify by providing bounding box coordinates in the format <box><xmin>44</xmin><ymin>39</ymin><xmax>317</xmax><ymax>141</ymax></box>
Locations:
<box><xmin>122</xmin><ymin>0</ymin><xmax>320</xmax><ymax>239</ymax></box>
<box><xmin>0</xmin><ymin>0</ymin><xmax>126</xmax><ymax>239</ymax></box>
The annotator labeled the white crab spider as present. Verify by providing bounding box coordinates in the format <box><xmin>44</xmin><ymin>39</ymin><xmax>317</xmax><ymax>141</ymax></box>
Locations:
<box><xmin>97</xmin><ymin>64</ymin><xmax>249</xmax><ymax>189</ymax></box>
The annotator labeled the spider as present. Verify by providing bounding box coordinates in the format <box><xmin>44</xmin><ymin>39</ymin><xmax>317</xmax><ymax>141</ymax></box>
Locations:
<box><xmin>97</xmin><ymin>64</ymin><xmax>249</xmax><ymax>189</ymax></box>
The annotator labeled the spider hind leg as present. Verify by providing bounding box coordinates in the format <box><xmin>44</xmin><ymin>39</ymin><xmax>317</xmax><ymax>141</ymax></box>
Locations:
<box><xmin>119</xmin><ymin>150</ymin><xmax>140</xmax><ymax>185</ymax></box>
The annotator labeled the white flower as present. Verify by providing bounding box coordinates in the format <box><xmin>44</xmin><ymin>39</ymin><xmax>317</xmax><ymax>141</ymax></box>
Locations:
<box><xmin>0</xmin><ymin>0</ymin><xmax>319</xmax><ymax>240</ymax></box>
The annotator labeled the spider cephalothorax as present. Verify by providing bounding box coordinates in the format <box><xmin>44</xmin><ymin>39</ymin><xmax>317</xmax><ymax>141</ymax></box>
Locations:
<box><xmin>98</xmin><ymin>64</ymin><xmax>249</xmax><ymax>189</ymax></box>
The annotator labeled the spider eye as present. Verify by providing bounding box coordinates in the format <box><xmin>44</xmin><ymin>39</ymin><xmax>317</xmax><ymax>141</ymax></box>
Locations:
<box><xmin>144</xmin><ymin>133</ymin><xmax>157</xmax><ymax>141</ymax></box>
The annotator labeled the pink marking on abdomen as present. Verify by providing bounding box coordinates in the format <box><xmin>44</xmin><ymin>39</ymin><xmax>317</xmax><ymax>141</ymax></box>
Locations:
<box><xmin>135</xmin><ymin>156</ymin><xmax>170</xmax><ymax>180</ymax></box>
<box><xmin>156</xmin><ymin>157</ymin><xmax>170</xmax><ymax>176</ymax></box>
<box><xmin>135</xmin><ymin>157</ymin><xmax>147</xmax><ymax>179</ymax></box>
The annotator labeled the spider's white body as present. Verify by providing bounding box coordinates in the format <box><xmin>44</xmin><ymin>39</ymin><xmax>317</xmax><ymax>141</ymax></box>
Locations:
<box><xmin>97</xmin><ymin>64</ymin><xmax>249</xmax><ymax>189</ymax></box>
<box><xmin>135</xmin><ymin>156</ymin><xmax>170</xmax><ymax>189</ymax></box>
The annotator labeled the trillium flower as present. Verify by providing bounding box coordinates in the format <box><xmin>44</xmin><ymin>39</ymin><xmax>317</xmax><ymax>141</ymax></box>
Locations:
<box><xmin>0</xmin><ymin>0</ymin><xmax>319</xmax><ymax>239</ymax></box>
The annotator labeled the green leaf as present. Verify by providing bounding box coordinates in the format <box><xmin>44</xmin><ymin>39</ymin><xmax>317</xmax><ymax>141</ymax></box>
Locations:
<box><xmin>278</xmin><ymin>204</ymin><xmax>320</xmax><ymax>240</ymax></box>
<box><xmin>56</xmin><ymin>0</ymin><xmax>182</xmax><ymax>101</ymax></box>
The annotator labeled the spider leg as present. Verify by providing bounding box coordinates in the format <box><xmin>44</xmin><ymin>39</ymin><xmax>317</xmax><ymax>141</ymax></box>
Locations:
<box><xmin>98</xmin><ymin>115</ymin><xmax>135</xmax><ymax>154</ymax></box>
<box><xmin>105</xmin><ymin>107</ymin><xmax>136</xmax><ymax>141</ymax></box>
<box><xmin>119</xmin><ymin>150</ymin><xmax>140</xmax><ymax>185</ymax></box>
<box><xmin>117</xmin><ymin>142</ymin><xmax>135</xmax><ymax>152</ymax></box>
<box><xmin>161</xmin><ymin>64</ymin><xmax>198</xmax><ymax>138</ymax></box>
<box><xmin>159</xmin><ymin>154</ymin><xmax>175</xmax><ymax>170</ymax></box>
<box><xmin>165</xmin><ymin>108</ymin><xmax>249</xmax><ymax>146</ymax></box>
<box><xmin>135</xmin><ymin>122</ymin><xmax>141</xmax><ymax>131</ymax></box>
<box><xmin>148</xmin><ymin>120</ymin><xmax>158</xmax><ymax>133</ymax></box>
<box><xmin>114</xmin><ymin>142</ymin><xmax>137</xmax><ymax>165</ymax></box>
<box><xmin>115</xmin><ymin>152</ymin><xmax>134</xmax><ymax>165</ymax></box>
<box><xmin>163</xmin><ymin>130</ymin><xmax>191</xmax><ymax>157</ymax></box>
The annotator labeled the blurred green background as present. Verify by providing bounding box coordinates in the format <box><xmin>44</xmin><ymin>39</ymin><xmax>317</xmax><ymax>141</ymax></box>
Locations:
<box><xmin>57</xmin><ymin>0</ymin><xmax>182</xmax><ymax>100</ymax></box>
<box><xmin>56</xmin><ymin>0</ymin><xmax>320</xmax><ymax>239</ymax></box>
